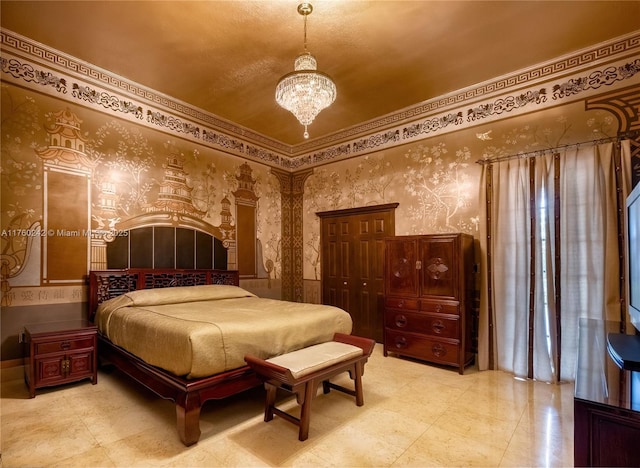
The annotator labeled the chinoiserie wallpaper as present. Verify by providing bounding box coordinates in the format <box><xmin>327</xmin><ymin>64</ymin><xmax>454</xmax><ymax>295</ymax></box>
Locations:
<box><xmin>1</xmin><ymin>84</ymin><xmax>282</xmax><ymax>308</ymax></box>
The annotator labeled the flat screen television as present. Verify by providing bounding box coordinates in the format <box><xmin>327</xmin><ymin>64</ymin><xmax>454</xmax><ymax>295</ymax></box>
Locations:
<box><xmin>607</xmin><ymin>181</ymin><xmax>640</xmax><ymax>372</ymax></box>
<box><xmin>628</xmin><ymin>181</ymin><xmax>640</xmax><ymax>333</ymax></box>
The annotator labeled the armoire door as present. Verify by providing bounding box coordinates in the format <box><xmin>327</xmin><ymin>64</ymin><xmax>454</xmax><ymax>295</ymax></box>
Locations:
<box><xmin>419</xmin><ymin>235</ymin><xmax>460</xmax><ymax>299</ymax></box>
<box><xmin>318</xmin><ymin>203</ymin><xmax>398</xmax><ymax>342</ymax></box>
<box><xmin>384</xmin><ymin>237</ymin><xmax>419</xmax><ymax>298</ymax></box>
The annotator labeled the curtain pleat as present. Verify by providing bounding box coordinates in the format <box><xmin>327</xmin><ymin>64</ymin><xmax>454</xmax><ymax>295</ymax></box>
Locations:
<box><xmin>533</xmin><ymin>154</ymin><xmax>557</xmax><ymax>382</ymax></box>
<box><xmin>491</xmin><ymin>158</ymin><xmax>531</xmax><ymax>379</ymax></box>
<box><xmin>477</xmin><ymin>165</ymin><xmax>492</xmax><ymax>370</ymax></box>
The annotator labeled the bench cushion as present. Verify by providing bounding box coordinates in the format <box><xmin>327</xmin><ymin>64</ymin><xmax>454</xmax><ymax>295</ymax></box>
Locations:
<box><xmin>267</xmin><ymin>341</ymin><xmax>363</xmax><ymax>379</ymax></box>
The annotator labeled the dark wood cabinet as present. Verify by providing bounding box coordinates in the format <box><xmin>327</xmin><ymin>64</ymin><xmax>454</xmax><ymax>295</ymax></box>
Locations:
<box><xmin>24</xmin><ymin>320</ymin><xmax>98</xmax><ymax>397</ymax></box>
<box><xmin>383</xmin><ymin>234</ymin><xmax>476</xmax><ymax>374</ymax></box>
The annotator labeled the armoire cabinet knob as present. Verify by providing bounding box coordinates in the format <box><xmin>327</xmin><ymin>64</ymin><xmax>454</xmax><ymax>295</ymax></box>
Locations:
<box><xmin>394</xmin><ymin>336</ymin><xmax>407</xmax><ymax>348</ymax></box>
<box><xmin>395</xmin><ymin>315</ymin><xmax>408</xmax><ymax>327</ymax></box>
<box><xmin>432</xmin><ymin>343</ymin><xmax>446</xmax><ymax>357</ymax></box>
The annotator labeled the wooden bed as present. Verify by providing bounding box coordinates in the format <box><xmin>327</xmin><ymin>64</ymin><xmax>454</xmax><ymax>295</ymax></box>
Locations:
<box><xmin>88</xmin><ymin>267</ymin><xmax>353</xmax><ymax>446</ymax></box>
<box><xmin>88</xmin><ymin>268</ymin><xmax>260</xmax><ymax>446</ymax></box>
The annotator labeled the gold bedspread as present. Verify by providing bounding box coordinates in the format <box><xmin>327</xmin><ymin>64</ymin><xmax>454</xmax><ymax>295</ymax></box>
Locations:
<box><xmin>95</xmin><ymin>285</ymin><xmax>353</xmax><ymax>378</ymax></box>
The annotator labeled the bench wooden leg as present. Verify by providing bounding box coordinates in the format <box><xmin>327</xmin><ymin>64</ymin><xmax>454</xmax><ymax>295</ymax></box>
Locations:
<box><xmin>264</xmin><ymin>383</ymin><xmax>277</xmax><ymax>422</ymax></box>
<box><xmin>354</xmin><ymin>361</ymin><xmax>364</xmax><ymax>406</ymax></box>
<box><xmin>298</xmin><ymin>379</ymin><xmax>317</xmax><ymax>441</ymax></box>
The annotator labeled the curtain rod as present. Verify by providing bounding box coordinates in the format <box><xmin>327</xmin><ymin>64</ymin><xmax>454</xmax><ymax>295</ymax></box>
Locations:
<box><xmin>476</xmin><ymin>131</ymin><xmax>639</xmax><ymax>165</ymax></box>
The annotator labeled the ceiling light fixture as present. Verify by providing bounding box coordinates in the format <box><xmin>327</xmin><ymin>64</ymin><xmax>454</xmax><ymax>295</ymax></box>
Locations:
<box><xmin>275</xmin><ymin>2</ymin><xmax>336</xmax><ymax>139</ymax></box>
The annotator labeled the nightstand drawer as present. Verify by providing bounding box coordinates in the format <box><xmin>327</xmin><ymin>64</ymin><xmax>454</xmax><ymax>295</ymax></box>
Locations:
<box><xmin>36</xmin><ymin>338</ymin><xmax>94</xmax><ymax>355</ymax></box>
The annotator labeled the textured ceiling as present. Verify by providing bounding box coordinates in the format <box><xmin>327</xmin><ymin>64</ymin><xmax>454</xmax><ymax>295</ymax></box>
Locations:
<box><xmin>2</xmin><ymin>1</ymin><xmax>640</xmax><ymax>147</ymax></box>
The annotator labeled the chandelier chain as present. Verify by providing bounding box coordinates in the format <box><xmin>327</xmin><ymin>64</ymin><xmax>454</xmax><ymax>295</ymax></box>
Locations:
<box><xmin>303</xmin><ymin>11</ymin><xmax>308</xmax><ymax>52</ymax></box>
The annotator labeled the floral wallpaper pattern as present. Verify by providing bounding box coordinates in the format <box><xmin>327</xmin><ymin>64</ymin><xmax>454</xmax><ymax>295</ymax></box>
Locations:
<box><xmin>302</xmin><ymin>143</ymin><xmax>480</xmax><ymax>280</ymax></box>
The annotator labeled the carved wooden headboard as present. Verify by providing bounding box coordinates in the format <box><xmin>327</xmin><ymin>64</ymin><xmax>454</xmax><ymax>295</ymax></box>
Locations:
<box><xmin>88</xmin><ymin>268</ymin><xmax>240</xmax><ymax>322</ymax></box>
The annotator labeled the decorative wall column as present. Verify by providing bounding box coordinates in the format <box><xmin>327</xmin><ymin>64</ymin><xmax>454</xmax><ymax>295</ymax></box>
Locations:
<box><xmin>585</xmin><ymin>83</ymin><xmax>640</xmax><ymax>186</ymax></box>
<box><xmin>271</xmin><ymin>168</ymin><xmax>312</xmax><ymax>302</ymax></box>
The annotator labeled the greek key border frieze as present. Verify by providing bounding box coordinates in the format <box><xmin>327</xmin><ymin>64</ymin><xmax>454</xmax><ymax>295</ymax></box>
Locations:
<box><xmin>2</xmin><ymin>28</ymin><xmax>640</xmax><ymax>173</ymax></box>
<box><xmin>0</xmin><ymin>29</ymin><xmax>289</xmax><ymax>154</ymax></box>
<box><xmin>293</xmin><ymin>33</ymin><xmax>640</xmax><ymax>154</ymax></box>
<box><xmin>291</xmin><ymin>57</ymin><xmax>640</xmax><ymax>168</ymax></box>
<box><xmin>1</xmin><ymin>48</ymin><xmax>286</xmax><ymax>169</ymax></box>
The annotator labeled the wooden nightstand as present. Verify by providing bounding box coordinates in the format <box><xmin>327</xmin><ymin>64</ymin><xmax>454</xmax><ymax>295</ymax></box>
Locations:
<box><xmin>24</xmin><ymin>320</ymin><xmax>98</xmax><ymax>398</ymax></box>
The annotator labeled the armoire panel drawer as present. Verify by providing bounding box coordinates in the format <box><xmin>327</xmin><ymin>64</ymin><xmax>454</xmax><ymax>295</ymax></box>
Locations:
<box><xmin>420</xmin><ymin>299</ymin><xmax>459</xmax><ymax>315</ymax></box>
<box><xmin>384</xmin><ymin>297</ymin><xmax>419</xmax><ymax>310</ymax></box>
<box><xmin>384</xmin><ymin>310</ymin><xmax>459</xmax><ymax>339</ymax></box>
<box><xmin>385</xmin><ymin>330</ymin><xmax>460</xmax><ymax>366</ymax></box>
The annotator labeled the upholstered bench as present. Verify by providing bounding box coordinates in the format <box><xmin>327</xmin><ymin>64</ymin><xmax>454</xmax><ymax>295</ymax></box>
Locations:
<box><xmin>244</xmin><ymin>333</ymin><xmax>376</xmax><ymax>441</ymax></box>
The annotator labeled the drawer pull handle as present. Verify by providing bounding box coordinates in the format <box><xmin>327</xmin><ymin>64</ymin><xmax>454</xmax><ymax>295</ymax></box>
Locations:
<box><xmin>394</xmin><ymin>336</ymin><xmax>407</xmax><ymax>349</ymax></box>
<box><xmin>397</xmin><ymin>300</ymin><xmax>404</xmax><ymax>308</ymax></box>
<box><xmin>432</xmin><ymin>320</ymin><xmax>445</xmax><ymax>334</ymax></box>
<box><xmin>395</xmin><ymin>315</ymin><xmax>408</xmax><ymax>327</ymax></box>
<box><xmin>432</xmin><ymin>343</ymin><xmax>446</xmax><ymax>357</ymax></box>
<box><xmin>60</xmin><ymin>342</ymin><xmax>71</xmax><ymax>350</ymax></box>
<box><xmin>435</xmin><ymin>304</ymin><xmax>443</xmax><ymax>313</ymax></box>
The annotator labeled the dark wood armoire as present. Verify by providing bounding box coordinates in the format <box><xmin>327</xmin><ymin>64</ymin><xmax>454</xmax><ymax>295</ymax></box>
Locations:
<box><xmin>383</xmin><ymin>233</ymin><xmax>476</xmax><ymax>374</ymax></box>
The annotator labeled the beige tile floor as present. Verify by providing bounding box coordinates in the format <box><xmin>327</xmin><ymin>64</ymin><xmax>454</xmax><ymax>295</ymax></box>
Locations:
<box><xmin>1</xmin><ymin>345</ymin><xmax>575</xmax><ymax>467</ymax></box>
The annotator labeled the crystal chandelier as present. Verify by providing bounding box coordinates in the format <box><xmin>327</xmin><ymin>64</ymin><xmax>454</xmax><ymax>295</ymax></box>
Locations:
<box><xmin>275</xmin><ymin>3</ymin><xmax>336</xmax><ymax>139</ymax></box>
